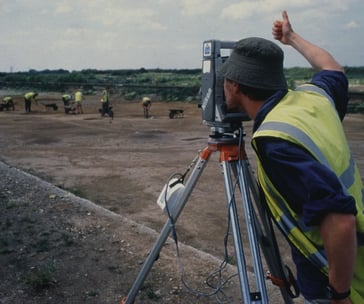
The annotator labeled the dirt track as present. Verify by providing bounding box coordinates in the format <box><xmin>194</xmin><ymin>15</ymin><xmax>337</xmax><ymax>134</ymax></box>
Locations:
<box><xmin>0</xmin><ymin>93</ymin><xmax>363</xmax><ymax>303</ymax></box>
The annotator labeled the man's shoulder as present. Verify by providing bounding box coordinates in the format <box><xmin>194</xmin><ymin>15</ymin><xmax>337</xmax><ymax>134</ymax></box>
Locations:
<box><xmin>311</xmin><ymin>70</ymin><xmax>347</xmax><ymax>86</ymax></box>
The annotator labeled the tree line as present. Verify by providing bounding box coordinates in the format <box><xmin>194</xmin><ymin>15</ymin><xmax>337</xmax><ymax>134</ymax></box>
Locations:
<box><xmin>0</xmin><ymin>67</ymin><xmax>363</xmax><ymax>102</ymax></box>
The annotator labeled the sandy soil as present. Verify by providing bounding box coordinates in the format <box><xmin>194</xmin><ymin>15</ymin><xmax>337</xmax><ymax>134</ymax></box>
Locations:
<box><xmin>0</xmin><ymin>92</ymin><xmax>363</xmax><ymax>303</ymax></box>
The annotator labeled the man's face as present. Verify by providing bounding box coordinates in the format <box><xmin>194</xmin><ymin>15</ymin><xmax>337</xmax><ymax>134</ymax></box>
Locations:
<box><xmin>223</xmin><ymin>79</ymin><xmax>245</xmax><ymax>113</ymax></box>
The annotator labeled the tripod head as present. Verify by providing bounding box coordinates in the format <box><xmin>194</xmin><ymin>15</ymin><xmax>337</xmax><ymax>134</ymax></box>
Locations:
<box><xmin>199</xmin><ymin>40</ymin><xmax>251</xmax><ymax>137</ymax></box>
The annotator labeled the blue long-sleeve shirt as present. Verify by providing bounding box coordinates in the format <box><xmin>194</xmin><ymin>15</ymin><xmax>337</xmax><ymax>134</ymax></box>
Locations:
<box><xmin>252</xmin><ymin>70</ymin><xmax>357</xmax><ymax>299</ymax></box>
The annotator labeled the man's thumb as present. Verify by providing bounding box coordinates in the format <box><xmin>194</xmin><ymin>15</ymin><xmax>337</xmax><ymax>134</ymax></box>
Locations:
<box><xmin>282</xmin><ymin>10</ymin><xmax>289</xmax><ymax>22</ymax></box>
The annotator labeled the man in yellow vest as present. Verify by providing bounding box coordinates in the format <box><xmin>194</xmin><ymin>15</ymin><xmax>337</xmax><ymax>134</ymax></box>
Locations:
<box><xmin>74</xmin><ymin>88</ymin><xmax>83</xmax><ymax>114</ymax></box>
<box><xmin>62</xmin><ymin>94</ymin><xmax>76</xmax><ymax>114</ymax></box>
<box><xmin>24</xmin><ymin>91</ymin><xmax>38</xmax><ymax>113</ymax></box>
<box><xmin>1</xmin><ymin>96</ymin><xmax>15</xmax><ymax>111</ymax></box>
<box><xmin>220</xmin><ymin>10</ymin><xmax>363</xmax><ymax>303</ymax></box>
<box><xmin>100</xmin><ymin>86</ymin><xmax>110</xmax><ymax>117</ymax></box>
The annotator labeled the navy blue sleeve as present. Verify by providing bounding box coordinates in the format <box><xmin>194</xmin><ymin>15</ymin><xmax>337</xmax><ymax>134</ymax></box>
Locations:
<box><xmin>310</xmin><ymin>70</ymin><xmax>348</xmax><ymax>120</ymax></box>
<box><xmin>255</xmin><ymin>138</ymin><xmax>357</xmax><ymax>226</ymax></box>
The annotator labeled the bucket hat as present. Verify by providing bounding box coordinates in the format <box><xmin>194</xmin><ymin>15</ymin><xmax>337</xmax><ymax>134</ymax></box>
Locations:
<box><xmin>219</xmin><ymin>37</ymin><xmax>287</xmax><ymax>90</ymax></box>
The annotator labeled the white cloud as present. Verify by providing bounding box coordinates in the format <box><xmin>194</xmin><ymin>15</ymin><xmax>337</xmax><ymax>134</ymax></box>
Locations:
<box><xmin>220</xmin><ymin>1</ymin><xmax>259</xmax><ymax>20</ymax></box>
<box><xmin>94</xmin><ymin>6</ymin><xmax>166</xmax><ymax>30</ymax></box>
<box><xmin>344</xmin><ymin>20</ymin><xmax>359</xmax><ymax>29</ymax></box>
<box><xmin>0</xmin><ymin>0</ymin><xmax>363</xmax><ymax>71</ymax></box>
<box><xmin>54</xmin><ymin>2</ymin><xmax>73</xmax><ymax>14</ymax></box>
<box><xmin>179</xmin><ymin>0</ymin><xmax>219</xmax><ymax>16</ymax></box>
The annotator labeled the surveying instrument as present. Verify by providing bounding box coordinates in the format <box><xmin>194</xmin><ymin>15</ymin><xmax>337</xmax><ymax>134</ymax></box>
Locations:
<box><xmin>122</xmin><ymin>40</ymin><xmax>299</xmax><ymax>303</ymax></box>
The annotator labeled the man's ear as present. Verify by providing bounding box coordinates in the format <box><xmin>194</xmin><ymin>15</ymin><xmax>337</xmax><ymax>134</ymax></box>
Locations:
<box><xmin>230</xmin><ymin>81</ymin><xmax>240</xmax><ymax>95</ymax></box>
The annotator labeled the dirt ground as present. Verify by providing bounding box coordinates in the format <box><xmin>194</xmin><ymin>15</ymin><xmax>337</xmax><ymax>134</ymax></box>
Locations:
<box><xmin>0</xmin><ymin>92</ymin><xmax>363</xmax><ymax>304</ymax></box>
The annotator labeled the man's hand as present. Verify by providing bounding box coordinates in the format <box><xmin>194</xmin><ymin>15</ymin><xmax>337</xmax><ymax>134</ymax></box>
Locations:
<box><xmin>272</xmin><ymin>10</ymin><xmax>343</xmax><ymax>71</ymax></box>
<box><xmin>272</xmin><ymin>10</ymin><xmax>293</xmax><ymax>45</ymax></box>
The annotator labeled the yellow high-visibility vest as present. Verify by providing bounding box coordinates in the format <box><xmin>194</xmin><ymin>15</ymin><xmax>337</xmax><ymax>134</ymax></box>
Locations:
<box><xmin>252</xmin><ymin>85</ymin><xmax>364</xmax><ymax>303</ymax></box>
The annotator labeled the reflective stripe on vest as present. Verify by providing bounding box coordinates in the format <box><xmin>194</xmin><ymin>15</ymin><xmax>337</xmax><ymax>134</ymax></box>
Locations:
<box><xmin>257</xmin><ymin>121</ymin><xmax>356</xmax><ymax>195</ymax></box>
<box><xmin>295</xmin><ymin>84</ymin><xmax>336</xmax><ymax>109</ymax></box>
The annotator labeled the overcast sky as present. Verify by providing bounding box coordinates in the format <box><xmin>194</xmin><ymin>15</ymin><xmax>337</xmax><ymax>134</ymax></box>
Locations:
<box><xmin>1</xmin><ymin>0</ymin><xmax>363</xmax><ymax>72</ymax></box>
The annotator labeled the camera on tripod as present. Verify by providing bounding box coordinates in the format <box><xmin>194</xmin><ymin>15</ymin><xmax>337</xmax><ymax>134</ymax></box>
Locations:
<box><xmin>199</xmin><ymin>40</ymin><xmax>250</xmax><ymax>136</ymax></box>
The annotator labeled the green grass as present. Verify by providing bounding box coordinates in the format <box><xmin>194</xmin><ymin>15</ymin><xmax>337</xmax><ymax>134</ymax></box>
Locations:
<box><xmin>67</xmin><ymin>187</ymin><xmax>87</xmax><ymax>198</ymax></box>
<box><xmin>34</xmin><ymin>237</ymin><xmax>50</xmax><ymax>252</ymax></box>
<box><xmin>26</xmin><ymin>262</ymin><xmax>56</xmax><ymax>291</ymax></box>
<box><xmin>61</xmin><ymin>232</ymin><xmax>74</xmax><ymax>247</ymax></box>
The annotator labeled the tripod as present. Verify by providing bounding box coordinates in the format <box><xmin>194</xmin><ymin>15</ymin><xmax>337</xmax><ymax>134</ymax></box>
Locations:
<box><xmin>122</xmin><ymin>128</ymin><xmax>298</xmax><ymax>303</ymax></box>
